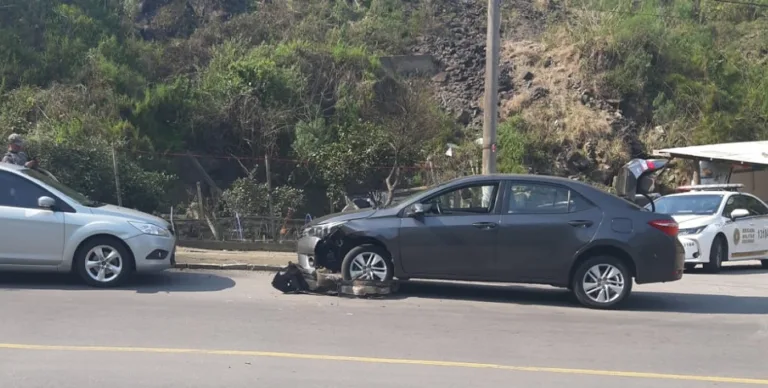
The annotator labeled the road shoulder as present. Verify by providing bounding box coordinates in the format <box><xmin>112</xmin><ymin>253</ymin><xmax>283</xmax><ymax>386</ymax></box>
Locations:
<box><xmin>175</xmin><ymin>247</ymin><xmax>292</xmax><ymax>271</ymax></box>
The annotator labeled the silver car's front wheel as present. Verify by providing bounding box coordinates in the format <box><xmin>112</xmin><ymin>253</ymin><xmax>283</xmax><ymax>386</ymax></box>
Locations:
<box><xmin>75</xmin><ymin>237</ymin><xmax>133</xmax><ymax>287</ymax></box>
<box><xmin>85</xmin><ymin>245</ymin><xmax>124</xmax><ymax>283</ymax></box>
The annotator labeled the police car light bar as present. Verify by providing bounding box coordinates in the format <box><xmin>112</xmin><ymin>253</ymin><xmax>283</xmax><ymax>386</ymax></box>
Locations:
<box><xmin>676</xmin><ymin>183</ymin><xmax>744</xmax><ymax>192</ymax></box>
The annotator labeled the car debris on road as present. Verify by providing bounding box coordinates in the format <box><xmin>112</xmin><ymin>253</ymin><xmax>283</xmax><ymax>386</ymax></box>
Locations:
<box><xmin>272</xmin><ymin>262</ymin><xmax>399</xmax><ymax>298</ymax></box>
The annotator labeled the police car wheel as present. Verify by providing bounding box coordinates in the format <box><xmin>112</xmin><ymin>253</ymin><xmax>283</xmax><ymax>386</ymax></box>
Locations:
<box><xmin>571</xmin><ymin>256</ymin><xmax>633</xmax><ymax>310</ymax></box>
<box><xmin>703</xmin><ymin>236</ymin><xmax>726</xmax><ymax>274</ymax></box>
<box><xmin>74</xmin><ymin>237</ymin><xmax>134</xmax><ymax>288</ymax></box>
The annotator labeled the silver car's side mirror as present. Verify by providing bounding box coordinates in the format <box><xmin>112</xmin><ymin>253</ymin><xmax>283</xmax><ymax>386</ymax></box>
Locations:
<box><xmin>38</xmin><ymin>196</ymin><xmax>56</xmax><ymax>210</ymax></box>
<box><xmin>730</xmin><ymin>208</ymin><xmax>749</xmax><ymax>220</ymax></box>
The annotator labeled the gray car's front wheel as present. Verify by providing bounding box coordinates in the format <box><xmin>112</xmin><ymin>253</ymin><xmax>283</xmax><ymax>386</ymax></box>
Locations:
<box><xmin>571</xmin><ymin>256</ymin><xmax>633</xmax><ymax>309</ymax></box>
<box><xmin>74</xmin><ymin>237</ymin><xmax>133</xmax><ymax>287</ymax></box>
<box><xmin>341</xmin><ymin>244</ymin><xmax>394</xmax><ymax>282</ymax></box>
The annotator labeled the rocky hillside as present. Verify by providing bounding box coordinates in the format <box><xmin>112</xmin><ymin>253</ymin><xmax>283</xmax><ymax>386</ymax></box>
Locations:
<box><xmin>410</xmin><ymin>0</ymin><xmax>647</xmax><ymax>188</ymax></box>
<box><xmin>411</xmin><ymin>0</ymin><xmax>767</xmax><ymax>189</ymax></box>
<box><xmin>1</xmin><ymin>0</ymin><xmax>765</xmax><ymax>214</ymax></box>
<box><xmin>411</xmin><ymin>0</ymin><xmax>544</xmax><ymax>129</ymax></box>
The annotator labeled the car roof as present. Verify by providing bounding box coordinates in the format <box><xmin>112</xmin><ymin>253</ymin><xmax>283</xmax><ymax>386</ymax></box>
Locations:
<box><xmin>440</xmin><ymin>174</ymin><xmax>634</xmax><ymax>210</ymax></box>
<box><xmin>0</xmin><ymin>163</ymin><xmax>25</xmax><ymax>172</ymax></box>
<box><xmin>663</xmin><ymin>191</ymin><xmax>733</xmax><ymax>197</ymax></box>
<box><xmin>449</xmin><ymin>173</ymin><xmax>589</xmax><ymax>186</ymax></box>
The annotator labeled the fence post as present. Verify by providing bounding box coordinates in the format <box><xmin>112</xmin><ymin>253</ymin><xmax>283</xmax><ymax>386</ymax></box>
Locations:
<box><xmin>265</xmin><ymin>152</ymin><xmax>275</xmax><ymax>241</ymax></box>
<box><xmin>196</xmin><ymin>182</ymin><xmax>204</xmax><ymax>220</ymax></box>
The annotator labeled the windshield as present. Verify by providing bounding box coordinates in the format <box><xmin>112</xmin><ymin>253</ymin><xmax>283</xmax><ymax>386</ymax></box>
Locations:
<box><xmin>21</xmin><ymin>169</ymin><xmax>103</xmax><ymax>207</ymax></box>
<box><xmin>382</xmin><ymin>186</ymin><xmax>432</xmax><ymax>208</ymax></box>
<box><xmin>647</xmin><ymin>194</ymin><xmax>723</xmax><ymax>215</ymax></box>
<box><xmin>382</xmin><ymin>182</ymin><xmax>451</xmax><ymax>208</ymax></box>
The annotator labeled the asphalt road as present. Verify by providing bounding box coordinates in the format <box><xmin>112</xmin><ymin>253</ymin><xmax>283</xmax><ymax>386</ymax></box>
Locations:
<box><xmin>1</xmin><ymin>263</ymin><xmax>767</xmax><ymax>388</ymax></box>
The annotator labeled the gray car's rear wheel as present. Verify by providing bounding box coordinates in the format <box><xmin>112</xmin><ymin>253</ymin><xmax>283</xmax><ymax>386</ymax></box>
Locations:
<box><xmin>571</xmin><ymin>256</ymin><xmax>633</xmax><ymax>309</ymax></box>
<box><xmin>341</xmin><ymin>244</ymin><xmax>394</xmax><ymax>282</ymax></box>
<box><xmin>74</xmin><ymin>237</ymin><xmax>133</xmax><ymax>287</ymax></box>
<box><xmin>703</xmin><ymin>236</ymin><xmax>726</xmax><ymax>274</ymax></box>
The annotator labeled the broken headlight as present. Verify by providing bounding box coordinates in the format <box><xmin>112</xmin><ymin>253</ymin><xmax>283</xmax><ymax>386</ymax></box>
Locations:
<box><xmin>302</xmin><ymin>221</ymin><xmax>346</xmax><ymax>239</ymax></box>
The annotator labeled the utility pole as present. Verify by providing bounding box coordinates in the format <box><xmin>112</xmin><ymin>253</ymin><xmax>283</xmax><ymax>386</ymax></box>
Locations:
<box><xmin>111</xmin><ymin>145</ymin><xmax>122</xmax><ymax>206</ymax></box>
<box><xmin>482</xmin><ymin>0</ymin><xmax>501</xmax><ymax>175</ymax></box>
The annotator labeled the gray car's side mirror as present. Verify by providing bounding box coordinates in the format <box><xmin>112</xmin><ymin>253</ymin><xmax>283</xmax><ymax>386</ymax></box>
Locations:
<box><xmin>406</xmin><ymin>203</ymin><xmax>431</xmax><ymax>217</ymax></box>
<box><xmin>730</xmin><ymin>208</ymin><xmax>749</xmax><ymax>220</ymax></box>
<box><xmin>38</xmin><ymin>196</ymin><xmax>56</xmax><ymax>210</ymax></box>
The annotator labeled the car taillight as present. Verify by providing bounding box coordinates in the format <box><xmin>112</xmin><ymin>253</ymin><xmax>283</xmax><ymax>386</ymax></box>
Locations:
<box><xmin>649</xmin><ymin>220</ymin><xmax>679</xmax><ymax>237</ymax></box>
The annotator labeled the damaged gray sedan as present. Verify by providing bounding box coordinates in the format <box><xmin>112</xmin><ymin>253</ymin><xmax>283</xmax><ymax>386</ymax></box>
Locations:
<box><xmin>297</xmin><ymin>174</ymin><xmax>684</xmax><ymax>309</ymax></box>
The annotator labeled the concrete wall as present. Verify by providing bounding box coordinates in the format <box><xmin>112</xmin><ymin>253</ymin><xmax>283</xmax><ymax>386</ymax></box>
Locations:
<box><xmin>730</xmin><ymin>170</ymin><xmax>768</xmax><ymax>201</ymax></box>
<box><xmin>379</xmin><ymin>55</ymin><xmax>439</xmax><ymax>77</ymax></box>
<box><xmin>178</xmin><ymin>239</ymin><xmax>296</xmax><ymax>252</ymax></box>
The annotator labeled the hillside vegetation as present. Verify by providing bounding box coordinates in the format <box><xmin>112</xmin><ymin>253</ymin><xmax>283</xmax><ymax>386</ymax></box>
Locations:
<box><xmin>1</xmin><ymin>0</ymin><xmax>766</xmax><ymax>218</ymax></box>
<box><xmin>496</xmin><ymin>0</ymin><xmax>767</xmax><ymax>187</ymax></box>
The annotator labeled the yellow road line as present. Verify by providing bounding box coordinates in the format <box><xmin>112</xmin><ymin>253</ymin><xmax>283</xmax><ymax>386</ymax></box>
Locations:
<box><xmin>1</xmin><ymin>342</ymin><xmax>767</xmax><ymax>385</ymax></box>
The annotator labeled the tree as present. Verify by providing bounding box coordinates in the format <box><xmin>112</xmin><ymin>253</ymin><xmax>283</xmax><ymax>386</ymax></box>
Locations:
<box><xmin>368</xmin><ymin>79</ymin><xmax>448</xmax><ymax>205</ymax></box>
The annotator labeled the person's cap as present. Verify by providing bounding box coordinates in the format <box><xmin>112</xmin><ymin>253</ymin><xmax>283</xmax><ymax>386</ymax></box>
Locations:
<box><xmin>8</xmin><ymin>133</ymin><xmax>23</xmax><ymax>146</ymax></box>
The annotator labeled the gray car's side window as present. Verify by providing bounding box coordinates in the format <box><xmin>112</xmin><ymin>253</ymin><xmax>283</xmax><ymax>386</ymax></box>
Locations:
<box><xmin>507</xmin><ymin>182</ymin><xmax>591</xmax><ymax>214</ymax></box>
<box><xmin>422</xmin><ymin>183</ymin><xmax>499</xmax><ymax>215</ymax></box>
<box><xmin>0</xmin><ymin>171</ymin><xmax>53</xmax><ymax>209</ymax></box>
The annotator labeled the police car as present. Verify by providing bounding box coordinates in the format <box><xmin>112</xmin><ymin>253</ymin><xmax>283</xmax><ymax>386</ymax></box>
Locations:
<box><xmin>647</xmin><ymin>184</ymin><xmax>768</xmax><ymax>272</ymax></box>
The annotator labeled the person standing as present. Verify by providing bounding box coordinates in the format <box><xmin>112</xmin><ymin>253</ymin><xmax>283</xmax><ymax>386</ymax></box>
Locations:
<box><xmin>2</xmin><ymin>133</ymin><xmax>38</xmax><ymax>169</ymax></box>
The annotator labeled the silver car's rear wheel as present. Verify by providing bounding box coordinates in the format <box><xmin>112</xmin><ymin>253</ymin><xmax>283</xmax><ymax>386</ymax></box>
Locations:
<box><xmin>85</xmin><ymin>245</ymin><xmax>124</xmax><ymax>283</ymax></box>
<box><xmin>75</xmin><ymin>237</ymin><xmax>133</xmax><ymax>287</ymax></box>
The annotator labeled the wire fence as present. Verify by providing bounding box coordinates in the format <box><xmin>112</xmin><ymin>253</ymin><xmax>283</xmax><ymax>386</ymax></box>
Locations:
<box><xmin>165</xmin><ymin>215</ymin><xmax>311</xmax><ymax>242</ymax></box>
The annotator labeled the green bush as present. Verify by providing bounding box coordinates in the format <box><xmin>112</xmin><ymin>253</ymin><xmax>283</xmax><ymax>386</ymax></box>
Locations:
<box><xmin>221</xmin><ymin>178</ymin><xmax>305</xmax><ymax>217</ymax></box>
<box><xmin>571</xmin><ymin>0</ymin><xmax>768</xmax><ymax>145</ymax></box>
<box><xmin>25</xmin><ymin>135</ymin><xmax>175</xmax><ymax>212</ymax></box>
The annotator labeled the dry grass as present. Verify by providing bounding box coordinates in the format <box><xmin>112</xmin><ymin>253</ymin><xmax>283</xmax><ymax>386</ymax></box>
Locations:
<box><xmin>499</xmin><ymin>39</ymin><xmax>629</xmax><ymax>165</ymax></box>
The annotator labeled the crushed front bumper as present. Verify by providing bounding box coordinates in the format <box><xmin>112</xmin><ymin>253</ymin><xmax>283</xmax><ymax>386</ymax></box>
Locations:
<box><xmin>296</xmin><ymin>236</ymin><xmax>321</xmax><ymax>272</ymax></box>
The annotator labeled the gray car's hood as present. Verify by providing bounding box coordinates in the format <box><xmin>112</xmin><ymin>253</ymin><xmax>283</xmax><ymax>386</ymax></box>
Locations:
<box><xmin>309</xmin><ymin>208</ymin><xmax>378</xmax><ymax>226</ymax></box>
<box><xmin>89</xmin><ymin>204</ymin><xmax>169</xmax><ymax>226</ymax></box>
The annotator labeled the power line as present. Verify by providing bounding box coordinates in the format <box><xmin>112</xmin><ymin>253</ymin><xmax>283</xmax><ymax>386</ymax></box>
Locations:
<box><xmin>565</xmin><ymin>3</ymin><xmax>768</xmax><ymax>25</ymax></box>
<box><xmin>126</xmin><ymin>149</ymin><xmax>446</xmax><ymax>171</ymax></box>
<box><xmin>712</xmin><ymin>0</ymin><xmax>768</xmax><ymax>8</ymax></box>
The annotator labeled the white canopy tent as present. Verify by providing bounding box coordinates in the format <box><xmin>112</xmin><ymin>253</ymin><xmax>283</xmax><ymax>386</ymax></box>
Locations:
<box><xmin>654</xmin><ymin>141</ymin><xmax>768</xmax><ymax>166</ymax></box>
<box><xmin>654</xmin><ymin>141</ymin><xmax>768</xmax><ymax>200</ymax></box>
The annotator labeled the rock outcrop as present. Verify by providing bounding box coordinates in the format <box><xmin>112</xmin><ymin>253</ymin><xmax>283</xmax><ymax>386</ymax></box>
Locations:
<box><xmin>411</xmin><ymin>0</ymin><xmax>650</xmax><ymax>186</ymax></box>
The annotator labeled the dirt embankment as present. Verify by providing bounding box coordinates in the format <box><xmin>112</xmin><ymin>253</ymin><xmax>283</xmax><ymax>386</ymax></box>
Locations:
<box><xmin>412</xmin><ymin>0</ymin><xmax>655</xmax><ymax>187</ymax></box>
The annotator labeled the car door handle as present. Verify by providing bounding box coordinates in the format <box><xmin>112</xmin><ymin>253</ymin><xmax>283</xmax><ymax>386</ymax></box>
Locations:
<box><xmin>568</xmin><ymin>220</ymin><xmax>594</xmax><ymax>228</ymax></box>
<box><xmin>472</xmin><ymin>222</ymin><xmax>498</xmax><ymax>230</ymax></box>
